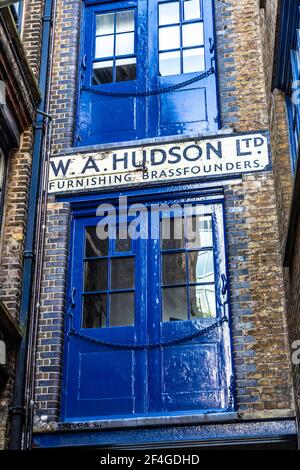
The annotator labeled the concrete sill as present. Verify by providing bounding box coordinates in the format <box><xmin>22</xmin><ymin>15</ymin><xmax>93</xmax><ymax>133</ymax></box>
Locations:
<box><xmin>40</xmin><ymin>412</ymin><xmax>239</xmax><ymax>433</ymax></box>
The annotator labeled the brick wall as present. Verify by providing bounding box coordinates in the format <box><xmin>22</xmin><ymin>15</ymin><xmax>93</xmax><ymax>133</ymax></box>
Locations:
<box><xmin>31</xmin><ymin>0</ymin><xmax>296</xmax><ymax>434</ymax></box>
<box><xmin>34</xmin><ymin>202</ymin><xmax>70</xmax><ymax>422</ymax></box>
<box><xmin>0</xmin><ymin>0</ymin><xmax>44</xmax><ymax>449</ymax></box>
<box><xmin>49</xmin><ymin>0</ymin><xmax>81</xmax><ymax>152</ymax></box>
<box><xmin>286</xmin><ymin>219</ymin><xmax>300</xmax><ymax>422</ymax></box>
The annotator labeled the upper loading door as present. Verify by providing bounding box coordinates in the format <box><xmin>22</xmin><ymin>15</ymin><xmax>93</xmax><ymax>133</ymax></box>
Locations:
<box><xmin>77</xmin><ymin>0</ymin><xmax>219</xmax><ymax>146</ymax></box>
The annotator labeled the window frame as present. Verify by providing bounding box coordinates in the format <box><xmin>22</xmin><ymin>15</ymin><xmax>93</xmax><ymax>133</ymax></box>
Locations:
<box><xmin>92</xmin><ymin>7</ymin><xmax>137</xmax><ymax>84</ymax></box>
<box><xmin>158</xmin><ymin>0</ymin><xmax>205</xmax><ymax>76</ymax></box>
<box><xmin>82</xmin><ymin>219</ymin><xmax>137</xmax><ymax>329</ymax></box>
<box><xmin>60</xmin><ymin>184</ymin><xmax>234</xmax><ymax>422</ymax></box>
<box><xmin>159</xmin><ymin>211</ymin><xmax>218</xmax><ymax>322</ymax></box>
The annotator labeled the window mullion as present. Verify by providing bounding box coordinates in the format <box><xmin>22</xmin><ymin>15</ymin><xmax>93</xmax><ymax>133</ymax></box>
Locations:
<box><xmin>107</xmin><ymin>237</ymin><xmax>112</xmax><ymax>327</ymax></box>
<box><xmin>180</xmin><ymin>0</ymin><xmax>184</xmax><ymax>74</ymax></box>
<box><xmin>113</xmin><ymin>12</ymin><xmax>117</xmax><ymax>82</ymax></box>
<box><xmin>184</xmin><ymin>216</ymin><xmax>191</xmax><ymax>320</ymax></box>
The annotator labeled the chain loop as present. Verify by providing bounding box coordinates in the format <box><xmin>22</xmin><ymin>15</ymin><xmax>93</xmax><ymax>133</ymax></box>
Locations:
<box><xmin>69</xmin><ymin>315</ymin><xmax>228</xmax><ymax>351</ymax></box>
<box><xmin>81</xmin><ymin>67</ymin><xmax>215</xmax><ymax>98</ymax></box>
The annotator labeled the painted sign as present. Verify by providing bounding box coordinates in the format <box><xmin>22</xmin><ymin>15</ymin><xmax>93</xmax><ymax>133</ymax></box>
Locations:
<box><xmin>48</xmin><ymin>132</ymin><xmax>270</xmax><ymax>194</ymax></box>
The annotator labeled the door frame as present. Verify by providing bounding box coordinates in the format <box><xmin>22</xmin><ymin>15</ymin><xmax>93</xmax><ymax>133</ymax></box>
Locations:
<box><xmin>60</xmin><ymin>183</ymin><xmax>235</xmax><ymax>422</ymax></box>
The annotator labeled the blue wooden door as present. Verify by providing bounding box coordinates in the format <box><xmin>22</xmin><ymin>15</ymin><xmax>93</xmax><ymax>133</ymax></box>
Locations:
<box><xmin>77</xmin><ymin>0</ymin><xmax>218</xmax><ymax>146</ymax></box>
<box><xmin>147</xmin><ymin>202</ymin><xmax>230</xmax><ymax>413</ymax></box>
<box><xmin>148</xmin><ymin>0</ymin><xmax>218</xmax><ymax>137</ymax></box>
<box><xmin>78</xmin><ymin>0</ymin><xmax>147</xmax><ymax>146</ymax></box>
<box><xmin>63</xmin><ymin>200</ymin><xmax>232</xmax><ymax>421</ymax></box>
<box><xmin>63</xmin><ymin>215</ymin><xmax>148</xmax><ymax>420</ymax></box>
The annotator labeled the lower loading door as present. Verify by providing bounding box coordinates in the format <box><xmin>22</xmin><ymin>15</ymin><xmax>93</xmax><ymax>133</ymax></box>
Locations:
<box><xmin>63</xmin><ymin>202</ymin><xmax>233</xmax><ymax>421</ymax></box>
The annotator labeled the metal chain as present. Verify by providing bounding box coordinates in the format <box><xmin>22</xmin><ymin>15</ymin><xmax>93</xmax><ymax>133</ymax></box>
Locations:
<box><xmin>69</xmin><ymin>315</ymin><xmax>228</xmax><ymax>351</ymax></box>
<box><xmin>81</xmin><ymin>67</ymin><xmax>215</xmax><ymax>98</ymax></box>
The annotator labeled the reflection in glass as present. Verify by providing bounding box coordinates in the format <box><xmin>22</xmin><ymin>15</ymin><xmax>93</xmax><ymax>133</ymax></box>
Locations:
<box><xmin>161</xmin><ymin>217</ymin><xmax>185</xmax><ymax>250</ymax></box>
<box><xmin>184</xmin><ymin>0</ymin><xmax>201</xmax><ymax>21</ymax></box>
<box><xmin>116</xmin><ymin>32</ymin><xmax>135</xmax><ymax>55</ymax></box>
<box><xmin>110</xmin><ymin>292</ymin><xmax>134</xmax><ymax>326</ymax></box>
<box><xmin>188</xmin><ymin>251</ymin><xmax>214</xmax><ymax>284</ymax></box>
<box><xmin>84</xmin><ymin>260</ymin><xmax>108</xmax><ymax>292</ymax></box>
<box><xmin>186</xmin><ymin>216</ymin><xmax>213</xmax><ymax>249</ymax></box>
<box><xmin>183</xmin><ymin>47</ymin><xmax>205</xmax><ymax>73</ymax></box>
<box><xmin>116</xmin><ymin>58</ymin><xmax>136</xmax><ymax>82</ymax></box>
<box><xmin>85</xmin><ymin>226</ymin><xmax>108</xmax><ymax>257</ymax></box>
<box><xmin>159</xmin><ymin>1</ymin><xmax>180</xmax><ymax>25</ymax></box>
<box><xmin>159</xmin><ymin>50</ymin><xmax>181</xmax><ymax>76</ymax></box>
<box><xmin>162</xmin><ymin>253</ymin><xmax>186</xmax><ymax>286</ymax></box>
<box><xmin>93</xmin><ymin>61</ymin><xmax>113</xmax><ymax>84</ymax></box>
<box><xmin>115</xmin><ymin>231</ymin><xmax>131</xmax><ymax>252</ymax></box>
<box><xmin>96</xmin><ymin>13</ymin><xmax>114</xmax><ymax>36</ymax></box>
<box><xmin>159</xmin><ymin>25</ymin><xmax>180</xmax><ymax>51</ymax></box>
<box><xmin>162</xmin><ymin>287</ymin><xmax>187</xmax><ymax>322</ymax></box>
<box><xmin>111</xmin><ymin>257</ymin><xmax>135</xmax><ymax>290</ymax></box>
<box><xmin>95</xmin><ymin>35</ymin><xmax>114</xmax><ymax>58</ymax></box>
<box><xmin>182</xmin><ymin>22</ymin><xmax>204</xmax><ymax>47</ymax></box>
<box><xmin>116</xmin><ymin>10</ymin><xmax>134</xmax><ymax>33</ymax></box>
<box><xmin>83</xmin><ymin>294</ymin><xmax>107</xmax><ymax>328</ymax></box>
<box><xmin>190</xmin><ymin>286</ymin><xmax>216</xmax><ymax>318</ymax></box>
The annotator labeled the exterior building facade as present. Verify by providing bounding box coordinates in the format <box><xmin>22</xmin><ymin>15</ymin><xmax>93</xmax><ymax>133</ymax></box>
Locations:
<box><xmin>273</xmin><ymin>0</ymin><xmax>300</xmax><ymax>443</ymax></box>
<box><xmin>0</xmin><ymin>2</ymin><xmax>41</xmax><ymax>449</ymax></box>
<box><xmin>4</xmin><ymin>0</ymin><xmax>300</xmax><ymax>450</ymax></box>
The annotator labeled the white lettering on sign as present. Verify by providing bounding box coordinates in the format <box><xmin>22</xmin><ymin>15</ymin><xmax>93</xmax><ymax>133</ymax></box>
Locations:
<box><xmin>48</xmin><ymin>132</ymin><xmax>270</xmax><ymax>194</ymax></box>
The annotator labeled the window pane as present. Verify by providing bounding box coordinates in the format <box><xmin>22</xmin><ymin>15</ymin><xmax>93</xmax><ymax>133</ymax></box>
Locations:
<box><xmin>116</xmin><ymin>58</ymin><xmax>136</xmax><ymax>82</ymax></box>
<box><xmin>182</xmin><ymin>22</ymin><xmax>204</xmax><ymax>47</ymax></box>
<box><xmin>162</xmin><ymin>253</ymin><xmax>186</xmax><ymax>285</ymax></box>
<box><xmin>190</xmin><ymin>286</ymin><xmax>216</xmax><ymax>318</ymax></box>
<box><xmin>96</xmin><ymin>13</ymin><xmax>115</xmax><ymax>36</ymax></box>
<box><xmin>111</xmin><ymin>257</ymin><xmax>135</xmax><ymax>290</ymax></box>
<box><xmin>115</xmin><ymin>230</ymin><xmax>131</xmax><ymax>252</ymax></box>
<box><xmin>84</xmin><ymin>260</ymin><xmax>108</xmax><ymax>292</ymax></box>
<box><xmin>186</xmin><ymin>215</ymin><xmax>213</xmax><ymax>249</ymax></box>
<box><xmin>95</xmin><ymin>35</ymin><xmax>114</xmax><ymax>58</ymax></box>
<box><xmin>93</xmin><ymin>61</ymin><xmax>113</xmax><ymax>84</ymax></box>
<box><xmin>159</xmin><ymin>50</ymin><xmax>181</xmax><ymax>76</ymax></box>
<box><xmin>184</xmin><ymin>0</ymin><xmax>201</xmax><ymax>21</ymax></box>
<box><xmin>116</xmin><ymin>10</ymin><xmax>134</xmax><ymax>33</ymax></box>
<box><xmin>110</xmin><ymin>292</ymin><xmax>134</xmax><ymax>326</ymax></box>
<box><xmin>83</xmin><ymin>294</ymin><xmax>107</xmax><ymax>328</ymax></box>
<box><xmin>161</xmin><ymin>217</ymin><xmax>185</xmax><ymax>250</ymax></box>
<box><xmin>85</xmin><ymin>226</ymin><xmax>108</xmax><ymax>257</ymax></box>
<box><xmin>116</xmin><ymin>32</ymin><xmax>134</xmax><ymax>55</ymax></box>
<box><xmin>159</xmin><ymin>2</ymin><xmax>180</xmax><ymax>25</ymax></box>
<box><xmin>188</xmin><ymin>251</ymin><xmax>214</xmax><ymax>284</ymax></box>
<box><xmin>162</xmin><ymin>287</ymin><xmax>188</xmax><ymax>322</ymax></box>
<box><xmin>183</xmin><ymin>47</ymin><xmax>205</xmax><ymax>73</ymax></box>
<box><xmin>159</xmin><ymin>26</ymin><xmax>180</xmax><ymax>51</ymax></box>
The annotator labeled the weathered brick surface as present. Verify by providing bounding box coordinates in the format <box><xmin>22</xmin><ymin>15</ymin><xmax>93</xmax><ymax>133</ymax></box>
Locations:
<box><xmin>0</xmin><ymin>2</ymin><xmax>43</xmax><ymax>450</ymax></box>
<box><xmin>49</xmin><ymin>0</ymin><xmax>81</xmax><ymax>152</ymax></box>
<box><xmin>32</xmin><ymin>0</ymin><xmax>296</xmax><ymax>436</ymax></box>
<box><xmin>259</xmin><ymin>0</ymin><xmax>279</xmax><ymax>112</ymax></box>
<box><xmin>271</xmin><ymin>90</ymin><xmax>293</xmax><ymax>255</ymax></box>
<box><xmin>34</xmin><ymin>201</ymin><xmax>70</xmax><ymax>420</ymax></box>
<box><xmin>286</xmin><ymin>223</ymin><xmax>300</xmax><ymax>421</ymax></box>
